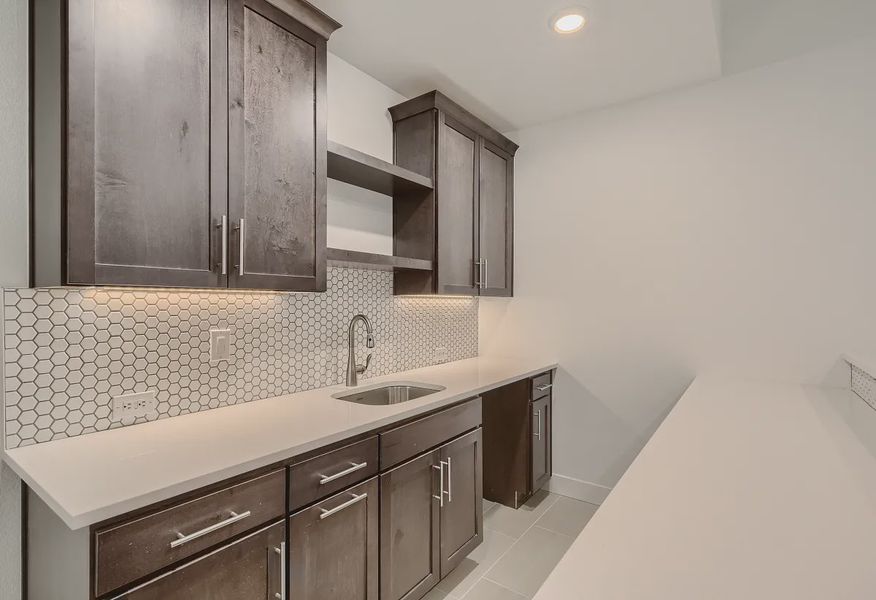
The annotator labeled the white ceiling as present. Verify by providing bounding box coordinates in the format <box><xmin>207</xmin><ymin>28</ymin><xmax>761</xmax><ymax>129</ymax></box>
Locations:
<box><xmin>312</xmin><ymin>0</ymin><xmax>876</xmax><ymax>133</ymax></box>
<box><xmin>311</xmin><ymin>0</ymin><xmax>723</xmax><ymax>132</ymax></box>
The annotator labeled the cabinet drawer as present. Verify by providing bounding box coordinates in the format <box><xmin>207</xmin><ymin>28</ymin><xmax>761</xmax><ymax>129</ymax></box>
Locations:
<box><xmin>289</xmin><ymin>436</ymin><xmax>379</xmax><ymax>512</ymax></box>
<box><xmin>94</xmin><ymin>470</ymin><xmax>285</xmax><ymax>598</ymax></box>
<box><xmin>531</xmin><ymin>372</ymin><xmax>553</xmax><ymax>400</ymax></box>
<box><xmin>380</xmin><ymin>398</ymin><xmax>482</xmax><ymax>469</ymax></box>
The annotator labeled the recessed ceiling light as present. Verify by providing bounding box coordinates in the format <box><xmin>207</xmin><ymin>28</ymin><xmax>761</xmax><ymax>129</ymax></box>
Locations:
<box><xmin>551</xmin><ymin>9</ymin><xmax>588</xmax><ymax>34</ymax></box>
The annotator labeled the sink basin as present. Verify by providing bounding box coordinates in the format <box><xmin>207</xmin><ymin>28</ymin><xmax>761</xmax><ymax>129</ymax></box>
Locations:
<box><xmin>332</xmin><ymin>382</ymin><xmax>446</xmax><ymax>405</ymax></box>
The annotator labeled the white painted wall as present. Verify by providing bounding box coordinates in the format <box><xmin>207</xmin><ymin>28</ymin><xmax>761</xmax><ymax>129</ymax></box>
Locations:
<box><xmin>326</xmin><ymin>53</ymin><xmax>405</xmax><ymax>255</ymax></box>
<box><xmin>480</xmin><ymin>35</ymin><xmax>876</xmax><ymax>498</ymax></box>
<box><xmin>0</xmin><ymin>0</ymin><xmax>29</xmax><ymax>597</ymax></box>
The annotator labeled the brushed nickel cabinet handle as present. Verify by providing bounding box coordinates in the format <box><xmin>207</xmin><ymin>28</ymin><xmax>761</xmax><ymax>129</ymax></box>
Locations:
<box><xmin>444</xmin><ymin>457</ymin><xmax>453</xmax><ymax>503</ymax></box>
<box><xmin>273</xmin><ymin>542</ymin><xmax>286</xmax><ymax>600</ymax></box>
<box><xmin>217</xmin><ymin>215</ymin><xmax>228</xmax><ymax>275</ymax></box>
<box><xmin>170</xmin><ymin>510</ymin><xmax>251</xmax><ymax>549</ymax></box>
<box><xmin>536</xmin><ymin>384</ymin><xmax>553</xmax><ymax>392</ymax></box>
<box><xmin>483</xmin><ymin>258</ymin><xmax>488</xmax><ymax>289</ymax></box>
<box><xmin>534</xmin><ymin>409</ymin><xmax>542</xmax><ymax>440</ymax></box>
<box><xmin>318</xmin><ymin>461</ymin><xmax>368</xmax><ymax>486</ymax></box>
<box><xmin>238</xmin><ymin>218</ymin><xmax>246</xmax><ymax>276</ymax></box>
<box><xmin>432</xmin><ymin>462</ymin><xmax>445</xmax><ymax>507</ymax></box>
<box><xmin>473</xmin><ymin>259</ymin><xmax>482</xmax><ymax>288</ymax></box>
<box><xmin>319</xmin><ymin>492</ymin><xmax>368</xmax><ymax>520</ymax></box>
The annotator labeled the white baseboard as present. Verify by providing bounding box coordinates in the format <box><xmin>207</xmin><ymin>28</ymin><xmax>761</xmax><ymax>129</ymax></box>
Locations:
<box><xmin>547</xmin><ymin>474</ymin><xmax>612</xmax><ymax>505</ymax></box>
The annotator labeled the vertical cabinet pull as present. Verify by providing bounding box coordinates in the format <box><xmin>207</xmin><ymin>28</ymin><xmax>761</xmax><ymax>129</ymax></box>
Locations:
<box><xmin>237</xmin><ymin>218</ymin><xmax>246</xmax><ymax>276</ymax></box>
<box><xmin>482</xmin><ymin>258</ymin><xmax>488</xmax><ymax>289</ymax></box>
<box><xmin>534</xmin><ymin>409</ymin><xmax>542</xmax><ymax>440</ymax></box>
<box><xmin>473</xmin><ymin>259</ymin><xmax>482</xmax><ymax>288</ymax></box>
<box><xmin>273</xmin><ymin>542</ymin><xmax>286</xmax><ymax>600</ymax></box>
<box><xmin>432</xmin><ymin>462</ymin><xmax>445</xmax><ymax>507</ymax></box>
<box><xmin>444</xmin><ymin>457</ymin><xmax>453</xmax><ymax>503</ymax></box>
<box><xmin>217</xmin><ymin>215</ymin><xmax>228</xmax><ymax>275</ymax></box>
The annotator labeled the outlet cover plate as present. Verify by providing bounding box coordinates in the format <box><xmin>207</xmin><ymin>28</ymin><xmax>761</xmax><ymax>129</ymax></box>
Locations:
<box><xmin>210</xmin><ymin>329</ymin><xmax>232</xmax><ymax>362</ymax></box>
<box><xmin>112</xmin><ymin>391</ymin><xmax>158</xmax><ymax>422</ymax></box>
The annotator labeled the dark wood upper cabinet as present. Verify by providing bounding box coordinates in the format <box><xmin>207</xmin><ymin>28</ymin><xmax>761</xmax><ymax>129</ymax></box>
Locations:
<box><xmin>33</xmin><ymin>0</ymin><xmax>339</xmax><ymax>290</ymax></box>
<box><xmin>228</xmin><ymin>0</ymin><xmax>328</xmax><ymax>291</ymax></box>
<box><xmin>389</xmin><ymin>91</ymin><xmax>518</xmax><ymax>296</ymax></box>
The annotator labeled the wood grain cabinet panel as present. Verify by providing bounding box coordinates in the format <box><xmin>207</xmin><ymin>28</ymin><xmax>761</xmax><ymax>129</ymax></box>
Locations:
<box><xmin>228</xmin><ymin>0</ymin><xmax>328</xmax><ymax>291</ymax></box>
<box><xmin>289</xmin><ymin>477</ymin><xmax>379</xmax><ymax>600</ymax></box>
<box><xmin>389</xmin><ymin>91</ymin><xmax>518</xmax><ymax>297</ymax></box>
<box><xmin>64</xmin><ymin>0</ymin><xmax>228</xmax><ymax>287</ymax></box>
<box><xmin>531</xmin><ymin>394</ymin><xmax>553</xmax><ymax>494</ymax></box>
<box><xmin>436</xmin><ymin>116</ymin><xmax>479</xmax><ymax>295</ymax></box>
<box><xmin>94</xmin><ymin>470</ymin><xmax>285</xmax><ymax>598</ymax></box>
<box><xmin>380</xmin><ymin>451</ymin><xmax>442</xmax><ymax>600</ymax></box>
<box><xmin>35</xmin><ymin>0</ymin><xmax>338</xmax><ymax>290</ymax></box>
<box><xmin>288</xmin><ymin>436</ymin><xmax>379</xmax><ymax>512</ymax></box>
<box><xmin>483</xmin><ymin>374</ymin><xmax>554</xmax><ymax>509</ymax></box>
<box><xmin>116</xmin><ymin>521</ymin><xmax>285</xmax><ymax>600</ymax></box>
<box><xmin>439</xmin><ymin>429</ymin><xmax>484</xmax><ymax>576</ymax></box>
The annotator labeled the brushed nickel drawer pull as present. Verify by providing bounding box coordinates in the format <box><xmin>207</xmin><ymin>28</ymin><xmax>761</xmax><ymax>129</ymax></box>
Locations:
<box><xmin>318</xmin><ymin>461</ymin><xmax>368</xmax><ymax>486</ymax></box>
<box><xmin>534</xmin><ymin>409</ymin><xmax>542</xmax><ymax>440</ymax></box>
<box><xmin>169</xmin><ymin>510</ymin><xmax>251</xmax><ymax>549</ymax></box>
<box><xmin>319</xmin><ymin>493</ymin><xmax>367</xmax><ymax>520</ymax></box>
<box><xmin>535</xmin><ymin>383</ymin><xmax>553</xmax><ymax>392</ymax></box>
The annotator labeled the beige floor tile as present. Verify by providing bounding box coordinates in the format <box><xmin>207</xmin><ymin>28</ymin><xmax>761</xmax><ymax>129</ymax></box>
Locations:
<box><xmin>483</xmin><ymin>490</ymin><xmax>558</xmax><ymax>539</ymax></box>
<box><xmin>483</xmin><ymin>499</ymin><xmax>497</xmax><ymax>514</ymax></box>
<box><xmin>534</xmin><ymin>495</ymin><xmax>598</xmax><ymax>537</ymax></box>
<box><xmin>437</xmin><ymin>528</ymin><xmax>517</xmax><ymax>597</ymax></box>
<box><xmin>484</xmin><ymin>526</ymin><xmax>574</xmax><ymax>598</ymax></box>
<box><xmin>461</xmin><ymin>579</ymin><xmax>526</xmax><ymax>600</ymax></box>
<box><xmin>422</xmin><ymin>584</ymin><xmax>457</xmax><ymax>599</ymax></box>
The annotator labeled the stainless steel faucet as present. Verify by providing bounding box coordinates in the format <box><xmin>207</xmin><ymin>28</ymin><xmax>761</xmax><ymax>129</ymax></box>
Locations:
<box><xmin>346</xmin><ymin>314</ymin><xmax>375</xmax><ymax>387</ymax></box>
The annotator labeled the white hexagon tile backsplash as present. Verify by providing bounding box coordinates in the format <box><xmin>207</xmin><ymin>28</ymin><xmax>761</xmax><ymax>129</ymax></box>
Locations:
<box><xmin>2</xmin><ymin>267</ymin><xmax>478</xmax><ymax>448</ymax></box>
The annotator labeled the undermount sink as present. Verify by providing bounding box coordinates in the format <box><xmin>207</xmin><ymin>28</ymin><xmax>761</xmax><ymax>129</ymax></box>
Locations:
<box><xmin>332</xmin><ymin>382</ymin><xmax>446</xmax><ymax>405</ymax></box>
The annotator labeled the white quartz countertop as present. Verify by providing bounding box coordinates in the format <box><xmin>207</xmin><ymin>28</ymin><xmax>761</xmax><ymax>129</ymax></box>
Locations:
<box><xmin>534</xmin><ymin>377</ymin><xmax>876</xmax><ymax>600</ymax></box>
<box><xmin>2</xmin><ymin>356</ymin><xmax>556</xmax><ymax>530</ymax></box>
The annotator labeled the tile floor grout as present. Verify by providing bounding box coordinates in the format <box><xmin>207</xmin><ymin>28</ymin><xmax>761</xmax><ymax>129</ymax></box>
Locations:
<box><xmin>440</xmin><ymin>492</ymin><xmax>596</xmax><ymax>600</ymax></box>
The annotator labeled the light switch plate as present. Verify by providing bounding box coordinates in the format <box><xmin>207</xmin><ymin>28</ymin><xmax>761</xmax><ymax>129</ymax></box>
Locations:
<box><xmin>112</xmin><ymin>391</ymin><xmax>158</xmax><ymax>422</ymax></box>
<box><xmin>210</xmin><ymin>329</ymin><xmax>231</xmax><ymax>363</ymax></box>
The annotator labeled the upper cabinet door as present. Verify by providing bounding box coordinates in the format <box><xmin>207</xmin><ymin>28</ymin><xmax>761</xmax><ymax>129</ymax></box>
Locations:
<box><xmin>228</xmin><ymin>0</ymin><xmax>327</xmax><ymax>291</ymax></box>
<box><xmin>478</xmin><ymin>140</ymin><xmax>514</xmax><ymax>297</ymax></box>
<box><xmin>436</xmin><ymin>114</ymin><xmax>480</xmax><ymax>296</ymax></box>
<box><xmin>66</xmin><ymin>0</ymin><xmax>228</xmax><ymax>287</ymax></box>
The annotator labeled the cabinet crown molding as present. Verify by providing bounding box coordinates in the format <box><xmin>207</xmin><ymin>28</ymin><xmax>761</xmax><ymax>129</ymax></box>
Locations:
<box><xmin>389</xmin><ymin>90</ymin><xmax>519</xmax><ymax>157</ymax></box>
<box><xmin>265</xmin><ymin>0</ymin><xmax>342</xmax><ymax>39</ymax></box>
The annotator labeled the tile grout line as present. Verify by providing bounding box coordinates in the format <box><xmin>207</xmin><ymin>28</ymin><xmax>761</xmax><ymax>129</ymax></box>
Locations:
<box><xmin>473</xmin><ymin>493</ymin><xmax>562</xmax><ymax>598</ymax></box>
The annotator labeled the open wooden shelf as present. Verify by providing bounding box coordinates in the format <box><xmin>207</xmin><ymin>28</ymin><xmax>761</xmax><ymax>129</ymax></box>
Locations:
<box><xmin>327</xmin><ymin>141</ymin><xmax>433</xmax><ymax>196</ymax></box>
<box><xmin>327</xmin><ymin>248</ymin><xmax>433</xmax><ymax>272</ymax></box>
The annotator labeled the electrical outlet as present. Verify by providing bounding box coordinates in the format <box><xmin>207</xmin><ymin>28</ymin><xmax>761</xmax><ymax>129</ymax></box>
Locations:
<box><xmin>434</xmin><ymin>347</ymin><xmax>449</xmax><ymax>363</ymax></box>
<box><xmin>210</xmin><ymin>329</ymin><xmax>232</xmax><ymax>362</ymax></box>
<box><xmin>112</xmin><ymin>391</ymin><xmax>158</xmax><ymax>422</ymax></box>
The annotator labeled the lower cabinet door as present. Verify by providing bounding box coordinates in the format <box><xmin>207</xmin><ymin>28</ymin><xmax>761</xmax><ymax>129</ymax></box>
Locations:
<box><xmin>118</xmin><ymin>521</ymin><xmax>285</xmax><ymax>600</ymax></box>
<box><xmin>380</xmin><ymin>450</ymin><xmax>442</xmax><ymax>600</ymax></box>
<box><xmin>531</xmin><ymin>395</ymin><xmax>552</xmax><ymax>492</ymax></box>
<box><xmin>289</xmin><ymin>477</ymin><xmax>379</xmax><ymax>600</ymax></box>
<box><xmin>439</xmin><ymin>428</ymin><xmax>484</xmax><ymax>577</ymax></box>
